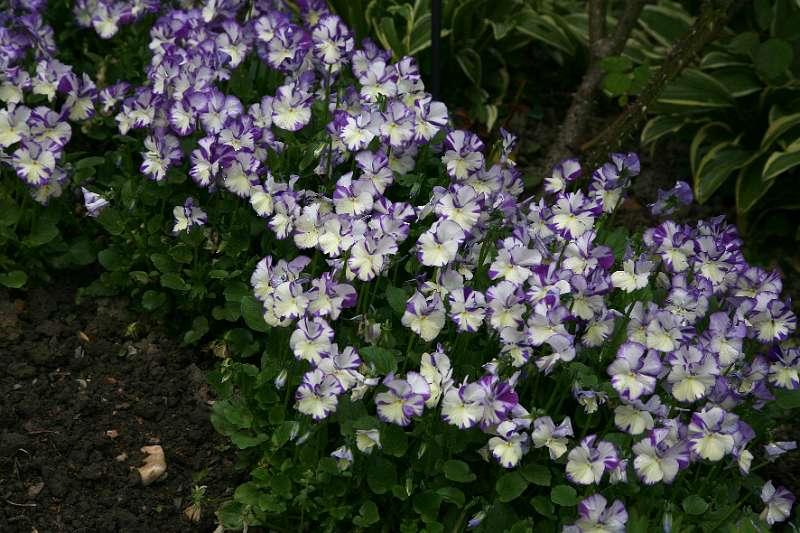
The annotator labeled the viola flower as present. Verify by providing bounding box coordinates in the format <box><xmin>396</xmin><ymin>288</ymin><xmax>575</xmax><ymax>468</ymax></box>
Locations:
<box><xmin>649</xmin><ymin>180</ymin><xmax>693</xmax><ymax>216</ymax></box>
<box><xmin>272</xmin><ymin>82</ymin><xmax>313</xmax><ymax>132</ymax></box>
<box><xmin>379</xmin><ymin>101</ymin><xmax>415</xmax><ymax>148</ymax></box>
<box><xmin>566</xmin><ymin>435</ymin><xmax>618</xmax><ymax>485</ymax></box>
<box><xmin>632</xmin><ymin>428</ymin><xmax>689</xmax><ymax>484</ymax></box>
<box><xmin>666</xmin><ymin>346</ymin><xmax>719</xmax><ymax>403</ymax></box>
<box><xmin>611</xmin><ymin>257</ymin><xmax>654</xmax><ymax>293</ymax></box>
<box><xmin>12</xmin><ymin>141</ymin><xmax>56</xmax><ymax>186</ymax></box>
<box><xmin>295</xmin><ymin>368</ymin><xmax>342</xmax><ymax>420</ymax></box>
<box><xmin>331</xmin><ymin>446</ymin><xmax>353</xmax><ymax>470</ymax></box>
<box><xmin>687</xmin><ymin>406</ymin><xmax>739</xmax><ymax>461</ymax></box>
<box><xmin>172</xmin><ymin>197</ymin><xmax>207</xmax><ymax>234</ymax></box>
<box><xmin>375</xmin><ymin>372</ymin><xmax>431</xmax><ymax>426</ymax></box>
<box><xmin>435</xmin><ymin>184</ymin><xmax>483</xmax><ymax>233</ymax></box>
<box><xmin>441</xmin><ymin>380</ymin><xmax>485</xmax><ymax>429</ymax></box>
<box><xmin>348</xmin><ymin>235</ymin><xmax>395</xmax><ymax>281</ymax></box>
<box><xmin>764</xmin><ymin>441</ymin><xmax>797</xmax><ymax>461</ymax></box>
<box><xmin>614</xmin><ymin>395</ymin><xmax>666</xmax><ymax>435</ymax></box>
<box><xmin>358</xmin><ymin>59</ymin><xmax>397</xmax><ymax>102</ymax></box>
<box><xmin>140</xmin><ymin>134</ymin><xmax>182</xmax><ymax>182</ymax></box>
<box><xmin>544</xmin><ymin>158</ymin><xmax>581</xmax><ymax>195</ymax></box>
<box><xmin>448</xmin><ymin>287</ymin><xmax>486</xmax><ymax>333</ymax></box>
<box><xmin>760</xmin><ymin>481</ymin><xmax>794</xmax><ymax>526</ymax></box>
<box><xmin>750</xmin><ymin>300</ymin><xmax>797</xmax><ymax>343</ymax></box>
<box><xmin>549</xmin><ymin>191</ymin><xmax>600</xmax><ymax>239</ymax></box>
<box><xmin>317</xmin><ymin>345</ymin><xmax>363</xmax><ymax>391</ymax></box>
<box><xmin>573</xmin><ymin>386</ymin><xmax>609</xmax><ymax>414</ymax></box>
<box><xmin>81</xmin><ymin>187</ymin><xmax>109</xmax><ymax>218</ymax></box>
<box><xmin>312</xmin><ymin>14</ymin><xmax>354</xmax><ymax>66</ymax></box>
<box><xmin>608</xmin><ymin>342</ymin><xmax>662</xmax><ymax>401</ymax></box>
<box><xmin>289</xmin><ymin>317</ymin><xmax>334</xmax><ymax>365</ymax></box>
<box><xmin>563</xmin><ymin>494</ymin><xmax>627</xmax><ymax>533</ymax></box>
<box><xmin>419</xmin><ymin>348</ymin><xmax>453</xmax><ymax>407</ymax></box>
<box><xmin>531</xmin><ymin>416</ymin><xmax>573</xmax><ymax>459</ymax></box>
<box><xmin>355</xmin><ymin>428</ymin><xmax>381</xmax><ymax>454</ymax></box>
<box><xmin>488</xmin><ymin>423</ymin><xmax>529</xmax><ymax>468</ymax></box>
<box><xmin>767</xmin><ymin>345</ymin><xmax>800</xmax><ymax>389</ymax></box>
<box><xmin>401</xmin><ymin>292</ymin><xmax>446</xmax><ymax>342</ymax></box>
<box><xmin>306</xmin><ymin>273</ymin><xmax>357</xmax><ymax>320</ymax></box>
<box><xmin>0</xmin><ymin>104</ymin><xmax>31</xmax><ymax>147</ymax></box>
<box><xmin>418</xmin><ymin>220</ymin><xmax>465</xmax><ymax>267</ymax></box>
<box><xmin>442</xmin><ymin>130</ymin><xmax>484</xmax><ymax>180</ymax></box>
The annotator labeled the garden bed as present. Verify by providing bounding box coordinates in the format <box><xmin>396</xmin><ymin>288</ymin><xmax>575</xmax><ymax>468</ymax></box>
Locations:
<box><xmin>0</xmin><ymin>282</ymin><xmax>245</xmax><ymax>532</ymax></box>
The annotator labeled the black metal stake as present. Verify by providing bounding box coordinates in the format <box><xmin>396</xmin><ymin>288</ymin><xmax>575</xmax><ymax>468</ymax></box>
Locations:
<box><xmin>431</xmin><ymin>0</ymin><xmax>441</xmax><ymax>100</ymax></box>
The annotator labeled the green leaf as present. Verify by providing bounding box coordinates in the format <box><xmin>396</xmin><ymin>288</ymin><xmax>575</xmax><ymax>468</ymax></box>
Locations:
<box><xmin>25</xmin><ymin>211</ymin><xmax>59</xmax><ymax>246</ymax></box>
<box><xmin>550</xmin><ymin>485</ymin><xmax>577</xmax><ymax>507</ymax></box>
<box><xmin>367</xmin><ymin>456</ymin><xmax>397</xmax><ymax>494</ymax></box>
<box><xmin>96</xmin><ymin>207</ymin><xmax>125</xmax><ymax>236</ymax></box>
<box><xmin>521</xmin><ymin>463</ymin><xmax>551</xmax><ymax>486</ymax></box>
<box><xmin>360</xmin><ymin>346</ymin><xmax>398</xmax><ymax>375</ymax></box>
<box><xmin>694</xmin><ymin>143</ymin><xmax>754</xmax><ymax>204</ymax></box>
<box><xmin>98</xmin><ymin>248</ymin><xmax>127</xmax><ymax>271</ymax></box>
<box><xmin>531</xmin><ymin>495</ymin><xmax>555</xmax><ymax>518</ymax></box>
<box><xmin>436</xmin><ymin>486</ymin><xmax>465</xmax><ymax>508</ymax></box>
<box><xmin>141</xmin><ymin>290</ymin><xmax>167</xmax><ymax>311</ymax></box>
<box><xmin>224</xmin><ymin>281</ymin><xmax>250</xmax><ymax>303</ymax></box>
<box><xmin>75</xmin><ymin>156</ymin><xmax>106</xmax><ymax>169</ymax></box>
<box><xmin>774</xmin><ymin>388</ymin><xmax>800</xmax><ymax>409</ymax></box>
<box><xmin>386</xmin><ymin>285</ymin><xmax>409</xmax><ymax>316</ymax></box>
<box><xmin>641</xmin><ymin>115</ymin><xmax>689</xmax><ymax>146</ymax></box>
<box><xmin>762</xmin><ymin>150</ymin><xmax>800</xmax><ymax>182</ymax></box>
<box><xmin>233</xmin><ymin>482</ymin><xmax>261</xmax><ymax>507</ymax></box>
<box><xmin>168</xmin><ymin>244</ymin><xmax>194</xmax><ymax>263</ymax></box>
<box><xmin>495</xmin><ymin>472</ymin><xmax>528</xmax><ymax>503</ymax></box>
<box><xmin>516</xmin><ymin>8</ymin><xmax>575</xmax><ymax>56</ymax></box>
<box><xmin>413</xmin><ymin>490</ymin><xmax>442</xmax><ymax>521</ymax></box>
<box><xmin>711</xmin><ymin>68</ymin><xmax>763</xmax><ymax>98</ymax></box>
<box><xmin>600</xmin><ymin>56</ymin><xmax>633</xmax><ymax>73</ymax></box>
<box><xmin>150</xmin><ymin>253</ymin><xmax>178</xmax><ymax>273</ymax></box>
<box><xmin>160</xmin><ymin>272</ymin><xmax>190</xmax><ymax>291</ymax></box>
<box><xmin>443</xmin><ymin>459</ymin><xmax>476</xmax><ymax>483</ymax></box>
<box><xmin>455</xmin><ymin>48</ymin><xmax>482</xmax><ymax>87</ymax></box>
<box><xmin>376</xmin><ymin>17</ymin><xmax>405</xmax><ymax>58</ymax></box>
<box><xmin>761</xmin><ymin>112</ymin><xmax>800</xmax><ymax>150</ymax></box>
<box><xmin>682</xmin><ymin>494</ymin><xmax>709</xmax><ymax>515</ymax></box>
<box><xmin>0</xmin><ymin>270</ymin><xmax>27</xmax><ymax>288</ymax></box>
<box><xmin>655</xmin><ymin>69</ymin><xmax>734</xmax><ymax>111</ymax></box>
<box><xmin>381</xmin><ymin>424</ymin><xmax>408</xmax><ymax>457</ymax></box>
<box><xmin>639</xmin><ymin>3</ymin><xmax>692</xmax><ymax>48</ymax></box>
<box><xmin>736</xmin><ymin>158</ymin><xmax>773</xmax><ymax>214</ymax></box>
<box><xmin>241</xmin><ymin>295</ymin><xmax>270</xmax><ymax>333</ymax></box>
<box><xmin>355</xmin><ymin>500</ymin><xmax>380</xmax><ymax>526</ymax></box>
<box><xmin>183</xmin><ymin>316</ymin><xmax>209</xmax><ymax>344</ymax></box>
<box><xmin>754</xmin><ymin>38</ymin><xmax>793</xmax><ymax>79</ymax></box>
<box><xmin>754</xmin><ymin>0</ymin><xmax>774</xmax><ymax>30</ymax></box>
<box><xmin>602</xmin><ymin>72</ymin><xmax>632</xmax><ymax>96</ymax></box>
<box><xmin>229</xmin><ymin>432</ymin><xmax>268</xmax><ymax>449</ymax></box>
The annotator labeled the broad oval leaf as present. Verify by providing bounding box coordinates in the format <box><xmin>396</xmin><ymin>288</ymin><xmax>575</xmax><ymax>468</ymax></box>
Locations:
<box><xmin>496</xmin><ymin>471</ymin><xmax>529</xmax><ymax>502</ymax></box>
<box><xmin>655</xmin><ymin>68</ymin><xmax>734</xmax><ymax>112</ymax></box>
<box><xmin>694</xmin><ymin>142</ymin><xmax>754</xmax><ymax>204</ymax></box>
<box><xmin>712</xmin><ymin>68</ymin><xmax>763</xmax><ymax>98</ymax></box>
<box><xmin>455</xmin><ymin>48</ymin><xmax>482</xmax><ymax>87</ymax></box>
<box><xmin>761</xmin><ymin>111</ymin><xmax>800</xmax><ymax>150</ymax></box>
<box><xmin>762</xmin><ymin>150</ymin><xmax>800</xmax><ymax>182</ymax></box>
<box><xmin>641</xmin><ymin>115</ymin><xmax>689</xmax><ymax>146</ymax></box>
<box><xmin>516</xmin><ymin>8</ymin><xmax>575</xmax><ymax>56</ymax></box>
<box><xmin>754</xmin><ymin>38</ymin><xmax>794</xmax><ymax>79</ymax></box>
<box><xmin>736</xmin><ymin>157</ymin><xmax>774</xmax><ymax>214</ymax></box>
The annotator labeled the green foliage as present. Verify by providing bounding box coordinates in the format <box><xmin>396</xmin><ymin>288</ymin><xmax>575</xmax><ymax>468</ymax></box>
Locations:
<box><xmin>642</xmin><ymin>0</ymin><xmax>800</xmax><ymax>239</ymax></box>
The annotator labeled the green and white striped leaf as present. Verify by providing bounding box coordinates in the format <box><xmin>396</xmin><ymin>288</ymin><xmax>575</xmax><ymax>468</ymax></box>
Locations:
<box><xmin>641</xmin><ymin>115</ymin><xmax>690</xmax><ymax>145</ymax></box>
<box><xmin>655</xmin><ymin>69</ymin><xmax>734</xmax><ymax>112</ymax></box>
<box><xmin>736</xmin><ymin>156</ymin><xmax>773</xmax><ymax>214</ymax></box>
<box><xmin>638</xmin><ymin>2</ymin><xmax>692</xmax><ymax>48</ymax></box>
<box><xmin>516</xmin><ymin>8</ymin><xmax>575</xmax><ymax>56</ymax></box>
<box><xmin>710</xmin><ymin>68</ymin><xmax>763</xmax><ymax>98</ymax></box>
<box><xmin>694</xmin><ymin>142</ymin><xmax>754</xmax><ymax>204</ymax></box>
<box><xmin>761</xmin><ymin>112</ymin><xmax>800</xmax><ymax>149</ymax></box>
<box><xmin>762</xmin><ymin>149</ymin><xmax>800</xmax><ymax>182</ymax></box>
<box><xmin>690</xmin><ymin>122</ymin><xmax>732</xmax><ymax>176</ymax></box>
<box><xmin>700</xmin><ymin>50</ymin><xmax>751</xmax><ymax>70</ymax></box>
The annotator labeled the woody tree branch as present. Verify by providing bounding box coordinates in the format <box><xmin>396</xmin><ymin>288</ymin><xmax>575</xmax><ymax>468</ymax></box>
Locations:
<box><xmin>581</xmin><ymin>0</ymin><xmax>747</xmax><ymax>169</ymax></box>
<box><xmin>539</xmin><ymin>0</ymin><xmax>647</xmax><ymax>177</ymax></box>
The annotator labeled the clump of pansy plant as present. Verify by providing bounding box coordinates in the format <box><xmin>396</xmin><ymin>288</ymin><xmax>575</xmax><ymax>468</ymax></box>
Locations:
<box><xmin>22</xmin><ymin>0</ymin><xmax>797</xmax><ymax>530</ymax></box>
<box><xmin>0</xmin><ymin>0</ymin><xmax>101</xmax><ymax>206</ymax></box>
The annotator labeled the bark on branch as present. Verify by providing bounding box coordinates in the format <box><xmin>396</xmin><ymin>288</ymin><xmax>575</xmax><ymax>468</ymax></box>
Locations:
<box><xmin>581</xmin><ymin>0</ymin><xmax>746</xmax><ymax>169</ymax></box>
<box><xmin>539</xmin><ymin>0</ymin><xmax>647</xmax><ymax>177</ymax></box>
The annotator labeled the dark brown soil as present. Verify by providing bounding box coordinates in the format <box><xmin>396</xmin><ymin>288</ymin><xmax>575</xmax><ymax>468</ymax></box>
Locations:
<box><xmin>0</xmin><ymin>283</ymin><xmax>242</xmax><ymax>533</ymax></box>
